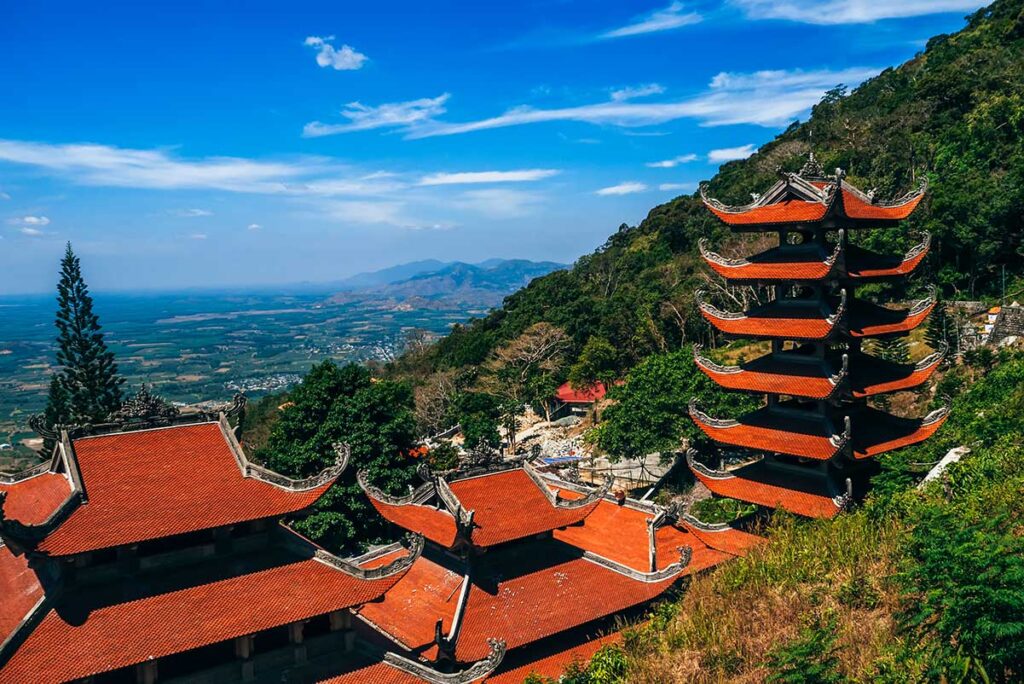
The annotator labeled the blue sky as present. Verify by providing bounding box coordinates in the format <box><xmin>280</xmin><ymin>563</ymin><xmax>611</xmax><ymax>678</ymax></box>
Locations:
<box><xmin>0</xmin><ymin>0</ymin><xmax>986</xmax><ymax>294</ymax></box>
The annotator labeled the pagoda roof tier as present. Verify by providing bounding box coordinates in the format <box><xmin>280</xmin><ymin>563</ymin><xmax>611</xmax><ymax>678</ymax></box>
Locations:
<box><xmin>321</xmin><ymin>640</ymin><xmax>505</xmax><ymax>684</ymax></box>
<box><xmin>359</xmin><ymin>464</ymin><xmax>610</xmax><ymax>551</ymax></box>
<box><xmin>699</xmin><ymin>233</ymin><xmax>930</xmax><ymax>283</ymax></box>
<box><xmin>694</xmin><ymin>345</ymin><xmax>946</xmax><ymax>399</ymax></box>
<box><xmin>356</xmin><ymin>538</ymin><xmax>685</xmax><ymax>665</ymax></box>
<box><xmin>689</xmin><ymin>400</ymin><xmax>950</xmax><ymax>461</ymax></box>
<box><xmin>687</xmin><ymin>452</ymin><xmax>847</xmax><ymax>519</ymax></box>
<box><xmin>694</xmin><ymin>345</ymin><xmax>844</xmax><ymax>400</ymax></box>
<box><xmin>696</xmin><ymin>290</ymin><xmax>846</xmax><ymax>341</ymax></box>
<box><xmin>0</xmin><ymin>420</ymin><xmax>346</xmax><ymax>557</ymax></box>
<box><xmin>689</xmin><ymin>400</ymin><xmax>849</xmax><ymax>461</ymax></box>
<box><xmin>700</xmin><ymin>163</ymin><xmax>926</xmax><ymax>230</ymax></box>
<box><xmin>0</xmin><ymin>532</ymin><xmax>421</xmax><ymax>684</ymax></box>
<box><xmin>848</xmin><ymin>291</ymin><xmax>936</xmax><ymax>338</ymax></box>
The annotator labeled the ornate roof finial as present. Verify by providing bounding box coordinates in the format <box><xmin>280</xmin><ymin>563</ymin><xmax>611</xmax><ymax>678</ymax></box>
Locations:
<box><xmin>800</xmin><ymin>152</ymin><xmax>826</xmax><ymax>179</ymax></box>
<box><xmin>115</xmin><ymin>385</ymin><xmax>180</xmax><ymax>423</ymax></box>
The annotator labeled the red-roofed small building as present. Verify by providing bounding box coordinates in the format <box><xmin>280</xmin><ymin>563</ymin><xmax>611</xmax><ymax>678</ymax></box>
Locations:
<box><xmin>690</xmin><ymin>153</ymin><xmax>948</xmax><ymax>518</ymax></box>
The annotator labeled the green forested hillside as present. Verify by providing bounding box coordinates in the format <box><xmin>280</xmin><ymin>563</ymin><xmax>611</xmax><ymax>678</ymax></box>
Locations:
<box><xmin>393</xmin><ymin>0</ymin><xmax>1023</xmax><ymax>381</ymax></box>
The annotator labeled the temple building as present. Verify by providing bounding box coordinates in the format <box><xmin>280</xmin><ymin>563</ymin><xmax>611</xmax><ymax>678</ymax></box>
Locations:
<box><xmin>0</xmin><ymin>397</ymin><xmax>762</xmax><ymax>683</ymax></box>
<box><xmin>688</xmin><ymin>154</ymin><xmax>949</xmax><ymax>519</ymax></box>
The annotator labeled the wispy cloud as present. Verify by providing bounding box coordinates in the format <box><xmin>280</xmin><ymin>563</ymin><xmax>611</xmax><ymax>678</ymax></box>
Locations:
<box><xmin>171</xmin><ymin>208</ymin><xmax>213</xmax><ymax>217</ymax></box>
<box><xmin>247</xmin><ymin>223</ymin><xmax>262</xmax><ymax>231</ymax></box>
<box><xmin>453</xmin><ymin>188</ymin><xmax>544</xmax><ymax>219</ymax></box>
<box><xmin>600</xmin><ymin>2</ymin><xmax>702</xmax><ymax>39</ymax></box>
<box><xmin>9</xmin><ymin>215</ymin><xmax>51</xmax><ymax>226</ymax></box>
<box><xmin>189</xmin><ymin>233</ymin><xmax>208</xmax><ymax>240</ymax></box>
<box><xmin>646</xmin><ymin>153</ymin><xmax>698</xmax><ymax>168</ymax></box>
<box><xmin>304</xmin><ymin>36</ymin><xmax>368</xmax><ymax>70</ymax></box>
<box><xmin>596</xmin><ymin>182</ymin><xmax>648</xmax><ymax>196</ymax></box>
<box><xmin>19</xmin><ymin>226</ymin><xmax>44</xmax><ymax>237</ymax></box>
<box><xmin>610</xmin><ymin>83</ymin><xmax>666</xmax><ymax>102</ymax></box>
<box><xmin>303</xmin><ymin>94</ymin><xmax>450</xmax><ymax>137</ymax></box>
<box><xmin>659</xmin><ymin>182</ymin><xmax>693</xmax><ymax>191</ymax></box>
<box><xmin>418</xmin><ymin>169</ymin><xmax>559</xmax><ymax>186</ymax></box>
<box><xmin>0</xmin><ymin>191</ymin><xmax>10</xmax><ymax>200</ymax></box>
<box><xmin>404</xmin><ymin>67</ymin><xmax>878</xmax><ymax>138</ymax></box>
<box><xmin>708</xmin><ymin>144</ymin><xmax>757</xmax><ymax>162</ymax></box>
<box><xmin>732</xmin><ymin>0</ymin><xmax>986</xmax><ymax>24</ymax></box>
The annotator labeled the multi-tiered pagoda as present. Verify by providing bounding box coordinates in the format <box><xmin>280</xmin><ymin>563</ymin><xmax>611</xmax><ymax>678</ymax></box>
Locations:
<box><xmin>687</xmin><ymin>154</ymin><xmax>949</xmax><ymax>518</ymax></box>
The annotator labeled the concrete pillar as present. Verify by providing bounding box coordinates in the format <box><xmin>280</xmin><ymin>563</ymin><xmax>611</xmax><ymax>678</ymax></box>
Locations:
<box><xmin>289</xmin><ymin>621</ymin><xmax>308</xmax><ymax>664</ymax></box>
<box><xmin>329</xmin><ymin>610</ymin><xmax>351</xmax><ymax>631</ymax></box>
<box><xmin>234</xmin><ymin>634</ymin><xmax>255</xmax><ymax>659</ymax></box>
<box><xmin>135</xmin><ymin>660</ymin><xmax>157</xmax><ymax>684</ymax></box>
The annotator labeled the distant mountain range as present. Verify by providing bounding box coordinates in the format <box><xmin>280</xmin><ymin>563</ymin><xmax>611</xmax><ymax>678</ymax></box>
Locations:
<box><xmin>325</xmin><ymin>259</ymin><xmax>566</xmax><ymax>307</ymax></box>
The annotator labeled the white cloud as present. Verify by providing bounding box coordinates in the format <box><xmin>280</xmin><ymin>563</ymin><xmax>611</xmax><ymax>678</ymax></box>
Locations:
<box><xmin>708</xmin><ymin>144</ymin><xmax>757</xmax><ymax>162</ymax></box>
<box><xmin>596</xmin><ymin>182</ymin><xmax>648</xmax><ymax>196</ymax></box>
<box><xmin>15</xmin><ymin>215</ymin><xmax>51</xmax><ymax>226</ymax></box>
<box><xmin>189</xmin><ymin>233</ymin><xmax>208</xmax><ymax>240</ymax></box>
<box><xmin>611</xmin><ymin>83</ymin><xmax>666</xmax><ymax>102</ymax></box>
<box><xmin>323</xmin><ymin>200</ymin><xmax>413</xmax><ymax>226</ymax></box>
<box><xmin>600</xmin><ymin>2</ymin><xmax>702</xmax><ymax>39</ymax></box>
<box><xmin>19</xmin><ymin>227</ymin><xmax>44</xmax><ymax>237</ymax></box>
<box><xmin>646</xmin><ymin>153</ymin><xmax>698</xmax><ymax>168</ymax></box>
<box><xmin>304</xmin><ymin>36</ymin><xmax>368</xmax><ymax>70</ymax></box>
<box><xmin>303</xmin><ymin>94</ymin><xmax>450</xmax><ymax>137</ymax></box>
<box><xmin>659</xmin><ymin>182</ymin><xmax>693</xmax><ymax>191</ymax></box>
<box><xmin>407</xmin><ymin>67</ymin><xmax>877</xmax><ymax>138</ymax></box>
<box><xmin>0</xmin><ymin>191</ymin><xmax>10</xmax><ymax>200</ymax></box>
<box><xmin>453</xmin><ymin>189</ymin><xmax>543</xmax><ymax>219</ymax></box>
<box><xmin>732</xmin><ymin>0</ymin><xmax>986</xmax><ymax>24</ymax></box>
<box><xmin>418</xmin><ymin>169</ymin><xmax>559</xmax><ymax>186</ymax></box>
<box><xmin>171</xmin><ymin>208</ymin><xmax>213</xmax><ymax>217</ymax></box>
<box><xmin>247</xmin><ymin>223</ymin><xmax>262</xmax><ymax>231</ymax></box>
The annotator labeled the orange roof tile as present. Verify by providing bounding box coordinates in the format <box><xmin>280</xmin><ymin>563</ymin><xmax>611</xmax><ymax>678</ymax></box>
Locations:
<box><xmin>695</xmin><ymin>351</ymin><xmax>838</xmax><ymax>399</ymax></box>
<box><xmin>321</xmin><ymin>662</ymin><xmax>429</xmax><ymax>684</ymax></box>
<box><xmin>699</xmin><ymin>302</ymin><xmax>837</xmax><ymax>340</ymax></box>
<box><xmin>365</xmin><ymin>496</ymin><xmax>459</xmax><ymax>548</ymax></box>
<box><xmin>848</xmin><ymin>298</ymin><xmax>934</xmax><ymax>338</ymax></box>
<box><xmin>849</xmin><ymin>351</ymin><xmax>942</xmax><ymax>397</ymax></box>
<box><xmin>359</xmin><ymin>541</ymin><xmax>678</xmax><ymax>663</ymax></box>
<box><xmin>0</xmin><ymin>545</ymin><xmax>44</xmax><ymax>648</ymax></box>
<box><xmin>690</xmin><ymin>405</ymin><xmax>843</xmax><ymax>461</ymax></box>
<box><xmin>554</xmin><ymin>382</ymin><xmax>607</xmax><ymax>404</ymax></box>
<box><xmin>851</xmin><ymin>407</ymin><xmax>949</xmax><ymax>459</ymax></box>
<box><xmin>0</xmin><ymin>472</ymin><xmax>72</xmax><ymax>525</ymax></box>
<box><xmin>706</xmin><ymin>199</ymin><xmax>830</xmax><ymax>226</ymax></box>
<box><xmin>691</xmin><ymin>460</ymin><xmax>843</xmax><ymax>519</ymax></box>
<box><xmin>487</xmin><ymin>632</ymin><xmax>622</xmax><ymax>683</ymax></box>
<box><xmin>845</xmin><ymin>242</ymin><xmax>929</xmax><ymax>279</ymax></box>
<box><xmin>840</xmin><ymin>187</ymin><xmax>925</xmax><ymax>221</ymax></box>
<box><xmin>678</xmin><ymin>521</ymin><xmax>765</xmax><ymax>557</ymax></box>
<box><xmin>701</xmin><ymin>243</ymin><xmax>836</xmax><ymax>282</ymax></box>
<box><xmin>1</xmin><ymin>553</ymin><xmax>407</xmax><ymax>683</ymax></box>
<box><xmin>26</xmin><ymin>423</ymin><xmax>338</xmax><ymax>556</ymax></box>
<box><xmin>449</xmin><ymin>470</ymin><xmax>600</xmax><ymax>547</ymax></box>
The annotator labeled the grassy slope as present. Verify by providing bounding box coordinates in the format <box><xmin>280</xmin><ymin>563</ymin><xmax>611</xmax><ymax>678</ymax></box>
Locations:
<box><xmin>394</xmin><ymin>0</ymin><xmax>1024</xmax><ymax>384</ymax></box>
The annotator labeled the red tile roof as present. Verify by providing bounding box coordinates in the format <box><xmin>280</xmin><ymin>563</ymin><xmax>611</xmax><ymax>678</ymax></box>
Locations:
<box><xmin>365</xmin><ymin>496</ymin><xmax>459</xmax><ymax>548</ymax></box>
<box><xmin>679</xmin><ymin>521</ymin><xmax>765</xmax><ymax>557</ymax></box>
<box><xmin>701</xmin><ymin>244</ymin><xmax>835</xmax><ymax>282</ymax></box>
<box><xmin>0</xmin><ymin>545</ymin><xmax>44</xmax><ymax>649</ymax></box>
<box><xmin>840</xmin><ymin>187</ymin><xmax>925</xmax><ymax>221</ymax></box>
<box><xmin>1</xmin><ymin>552</ymin><xmax>408</xmax><ymax>683</ymax></box>
<box><xmin>848</xmin><ymin>299</ymin><xmax>934</xmax><ymax>338</ymax></box>
<box><xmin>849</xmin><ymin>352</ymin><xmax>942</xmax><ymax>397</ymax></box>
<box><xmin>706</xmin><ymin>199</ymin><xmax>830</xmax><ymax>226</ymax></box>
<box><xmin>448</xmin><ymin>470</ymin><xmax>600</xmax><ymax>547</ymax></box>
<box><xmin>0</xmin><ymin>472</ymin><xmax>72</xmax><ymax>525</ymax></box>
<box><xmin>846</xmin><ymin>242</ymin><xmax>929</xmax><ymax>279</ymax></box>
<box><xmin>695</xmin><ymin>351</ymin><xmax>838</xmax><ymax>400</ymax></box>
<box><xmin>552</xmin><ymin>499</ymin><xmax>732</xmax><ymax>573</ymax></box>
<box><xmin>851</xmin><ymin>407</ymin><xmax>949</xmax><ymax>459</ymax></box>
<box><xmin>699</xmin><ymin>302</ymin><xmax>837</xmax><ymax>340</ymax></box>
<box><xmin>358</xmin><ymin>542</ymin><xmax>678</xmax><ymax>664</ymax></box>
<box><xmin>321</xmin><ymin>662</ymin><xmax>428</xmax><ymax>684</ymax></box>
<box><xmin>30</xmin><ymin>422</ymin><xmax>337</xmax><ymax>556</ymax></box>
<box><xmin>691</xmin><ymin>460</ymin><xmax>843</xmax><ymax>519</ymax></box>
<box><xmin>487</xmin><ymin>632</ymin><xmax>621</xmax><ymax>683</ymax></box>
<box><xmin>555</xmin><ymin>382</ymin><xmax>607</xmax><ymax>404</ymax></box>
<box><xmin>690</xmin><ymin>405</ymin><xmax>843</xmax><ymax>461</ymax></box>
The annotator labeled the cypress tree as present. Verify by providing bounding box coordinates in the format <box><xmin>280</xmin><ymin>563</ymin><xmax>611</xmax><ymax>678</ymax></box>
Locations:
<box><xmin>48</xmin><ymin>243</ymin><xmax>124</xmax><ymax>426</ymax></box>
<box><xmin>40</xmin><ymin>376</ymin><xmax>71</xmax><ymax>454</ymax></box>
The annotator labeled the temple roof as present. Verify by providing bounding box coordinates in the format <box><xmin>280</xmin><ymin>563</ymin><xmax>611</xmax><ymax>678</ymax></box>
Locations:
<box><xmin>361</xmin><ymin>465</ymin><xmax>609</xmax><ymax>550</ymax></box>
<box><xmin>320</xmin><ymin>639</ymin><xmax>504</xmax><ymax>683</ymax></box>
<box><xmin>699</xmin><ymin>233</ymin><xmax>931</xmax><ymax>283</ymax></box>
<box><xmin>688</xmin><ymin>453</ymin><xmax>846</xmax><ymax>519</ymax></box>
<box><xmin>697</xmin><ymin>290</ymin><xmax>934</xmax><ymax>341</ymax></box>
<box><xmin>0</xmin><ymin>545</ymin><xmax>46</xmax><ymax>651</ymax></box>
<box><xmin>0</xmin><ymin>421</ymin><xmax>345</xmax><ymax>557</ymax></box>
<box><xmin>356</xmin><ymin>539</ymin><xmax>681</xmax><ymax>664</ymax></box>
<box><xmin>701</xmin><ymin>164</ymin><xmax>926</xmax><ymax>230</ymax></box>
<box><xmin>486</xmin><ymin>631</ymin><xmax>621</xmax><ymax>683</ymax></box>
<box><xmin>689</xmin><ymin>401</ymin><xmax>950</xmax><ymax>461</ymax></box>
<box><xmin>0</xmin><ymin>532</ymin><xmax>419</xmax><ymax>683</ymax></box>
<box><xmin>554</xmin><ymin>381</ymin><xmax>608</xmax><ymax>404</ymax></box>
<box><xmin>694</xmin><ymin>345</ymin><xmax>945</xmax><ymax>399</ymax></box>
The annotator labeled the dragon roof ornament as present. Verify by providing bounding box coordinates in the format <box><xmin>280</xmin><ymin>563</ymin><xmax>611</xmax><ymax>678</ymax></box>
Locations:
<box><xmin>383</xmin><ymin>639</ymin><xmax>506</xmax><ymax>683</ymax></box>
<box><xmin>692</xmin><ymin>344</ymin><xmax>742</xmax><ymax>375</ymax></box>
<box><xmin>909</xmin><ymin>286</ymin><xmax>939</xmax><ymax>316</ymax></box>
<box><xmin>314</xmin><ymin>533</ymin><xmax>424</xmax><ymax>580</ymax></box>
<box><xmin>695</xmin><ymin>290</ymin><xmax>746</xmax><ymax>320</ymax></box>
<box><xmin>522</xmin><ymin>459</ymin><xmax>612</xmax><ymax>509</ymax></box>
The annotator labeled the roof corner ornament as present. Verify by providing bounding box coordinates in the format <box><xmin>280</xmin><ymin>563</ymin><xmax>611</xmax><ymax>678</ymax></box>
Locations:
<box><xmin>27</xmin><ymin>414</ymin><xmax>62</xmax><ymax>442</ymax></box>
<box><xmin>384</xmin><ymin>638</ymin><xmax>506</xmax><ymax>683</ymax></box>
<box><xmin>829</xmin><ymin>354</ymin><xmax>850</xmax><ymax>386</ymax></box>
<box><xmin>799</xmin><ymin>152</ymin><xmax>826</xmax><ymax>179</ymax></box>
<box><xmin>832</xmin><ymin>477</ymin><xmax>854</xmax><ymax>510</ymax></box>
<box><xmin>678</xmin><ymin>544</ymin><xmax>693</xmax><ymax>570</ymax></box>
<box><xmin>114</xmin><ymin>385</ymin><xmax>180</xmax><ymax>426</ymax></box>
<box><xmin>223</xmin><ymin>392</ymin><xmax>247</xmax><ymax>420</ymax></box>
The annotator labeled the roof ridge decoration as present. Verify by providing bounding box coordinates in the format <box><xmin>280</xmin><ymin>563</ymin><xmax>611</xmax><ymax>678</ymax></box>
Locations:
<box><xmin>687</xmin><ymin>398</ymin><xmax>739</xmax><ymax>429</ymax></box>
<box><xmin>692</xmin><ymin>344</ymin><xmax>741</xmax><ymax>375</ymax></box>
<box><xmin>903</xmin><ymin>232</ymin><xmax>932</xmax><ymax>263</ymax></box>
<box><xmin>582</xmin><ymin>546</ymin><xmax>691</xmax><ymax>583</ymax></box>
<box><xmin>314</xmin><ymin>533</ymin><xmax>424</xmax><ymax>580</ymax></box>
<box><xmin>358</xmin><ymin>469</ymin><xmax>438</xmax><ymax>507</ymax></box>
<box><xmin>522</xmin><ymin>460</ymin><xmax>613</xmax><ymax>510</ymax></box>
<box><xmin>698</xmin><ymin>238</ymin><xmax>750</xmax><ymax>268</ymax></box>
<box><xmin>829</xmin><ymin>354</ymin><xmax>850</xmax><ymax>386</ymax></box>
<box><xmin>0</xmin><ymin>488</ymin><xmax>82</xmax><ymax>553</ymax></box>
<box><xmin>923</xmin><ymin>396</ymin><xmax>953</xmax><ymax>426</ymax></box>
<box><xmin>915</xmin><ymin>342</ymin><xmax>949</xmax><ymax>371</ymax></box>
<box><xmin>226</xmin><ymin>415</ymin><xmax>348</xmax><ymax>492</ymax></box>
<box><xmin>434</xmin><ymin>475</ymin><xmax>476</xmax><ymax>531</ymax></box>
<box><xmin>695</xmin><ymin>290</ymin><xmax>746</xmax><ymax>321</ymax></box>
<box><xmin>831</xmin><ymin>477</ymin><xmax>854</xmax><ymax>511</ymax></box>
<box><xmin>909</xmin><ymin>286</ymin><xmax>939</xmax><ymax>317</ymax></box>
<box><xmin>840</xmin><ymin>176</ymin><xmax>928</xmax><ymax>208</ymax></box>
<box><xmin>829</xmin><ymin>415</ymin><xmax>853</xmax><ymax>450</ymax></box>
<box><xmin>679</xmin><ymin>510</ymin><xmax>734</xmax><ymax>533</ymax></box>
<box><xmin>382</xmin><ymin>638</ymin><xmax>506</xmax><ymax>683</ymax></box>
<box><xmin>828</xmin><ymin>289</ymin><xmax>848</xmax><ymax>325</ymax></box>
<box><xmin>799</xmin><ymin>152</ymin><xmax>826</xmax><ymax>179</ymax></box>
<box><xmin>0</xmin><ymin>462</ymin><xmax>51</xmax><ymax>486</ymax></box>
<box><xmin>685</xmin><ymin>449</ymin><xmax>730</xmax><ymax>480</ymax></box>
<box><xmin>699</xmin><ymin>170</ymin><xmax>838</xmax><ymax>215</ymax></box>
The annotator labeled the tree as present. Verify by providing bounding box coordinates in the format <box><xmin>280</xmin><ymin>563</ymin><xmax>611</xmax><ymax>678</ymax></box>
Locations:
<box><xmin>872</xmin><ymin>336</ymin><xmax>911</xmax><ymax>365</ymax></box>
<box><xmin>479</xmin><ymin>322</ymin><xmax>569</xmax><ymax>444</ymax></box>
<box><xmin>46</xmin><ymin>243</ymin><xmax>124</xmax><ymax>427</ymax></box>
<box><xmin>455</xmin><ymin>392</ymin><xmax>501</xmax><ymax>452</ymax></box>
<box><xmin>255</xmin><ymin>360</ymin><xmax>419</xmax><ymax>551</ymax></box>
<box><xmin>568</xmin><ymin>336</ymin><xmax>619</xmax><ymax>391</ymax></box>
<box><xmin>40</xmin><ymin>376</ymin><xmax>71</xmax><ymax>454</ymax></box>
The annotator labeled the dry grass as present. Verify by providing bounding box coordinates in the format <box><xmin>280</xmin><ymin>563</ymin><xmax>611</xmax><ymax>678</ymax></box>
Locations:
<box><xmin>620</xmin><ymin>514</ymin><xmax>909</xmax><ymax>683</ymax></box>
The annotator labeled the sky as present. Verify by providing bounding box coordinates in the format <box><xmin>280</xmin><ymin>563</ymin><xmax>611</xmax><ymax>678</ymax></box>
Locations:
<box><xmin>0</xmin><ymin>0</ymin><xmax>988</xmax><ymax>294</ymax></box>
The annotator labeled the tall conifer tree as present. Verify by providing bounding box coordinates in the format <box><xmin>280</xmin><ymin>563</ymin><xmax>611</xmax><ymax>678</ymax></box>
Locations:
<box><xmin>47</xmin><ymin>243</ymin><xmax>124</xmax><ymax>426</ymax></box>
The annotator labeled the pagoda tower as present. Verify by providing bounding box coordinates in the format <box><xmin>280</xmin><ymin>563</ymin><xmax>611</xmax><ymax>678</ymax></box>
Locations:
<box><xmin>687</xmin><ymin>154</ymin><xmax>950</xmax><ymax>518</ymax></box>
